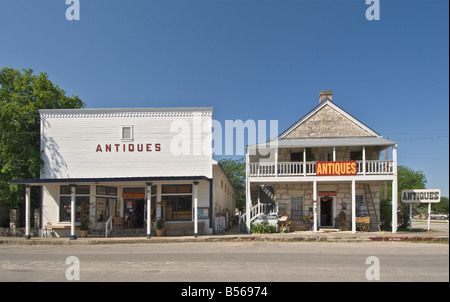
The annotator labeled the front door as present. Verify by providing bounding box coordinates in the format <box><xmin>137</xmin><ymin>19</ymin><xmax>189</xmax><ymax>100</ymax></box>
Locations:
<box><xmin>124</xmin><ymin>198</ymin><xmax>145</xmax><ymax>228</ymax></box>
<box><xmin>320</xmin><ymin>197</ymin><xmax>333</xmax><ymax>226</ymax></box>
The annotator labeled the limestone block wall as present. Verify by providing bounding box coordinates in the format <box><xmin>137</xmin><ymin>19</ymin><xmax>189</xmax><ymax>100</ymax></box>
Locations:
<box><xmin>274</xmin><ymin>181</ymin><xmax>381</xmax><ymax>228</ymax></box>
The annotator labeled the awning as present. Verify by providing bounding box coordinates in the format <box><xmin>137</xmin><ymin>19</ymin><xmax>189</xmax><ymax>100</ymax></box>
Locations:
<box><xmin>10</xmin><ymin>176</ymin><xmax>211</xmax><ymax>186</ymax></box>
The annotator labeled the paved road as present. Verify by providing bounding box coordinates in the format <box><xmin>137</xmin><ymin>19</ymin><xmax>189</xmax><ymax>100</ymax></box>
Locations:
<box><xmin>0</xmin><ymin>241</ymin><xmax>448</xmax><ymax>283</ymax></box>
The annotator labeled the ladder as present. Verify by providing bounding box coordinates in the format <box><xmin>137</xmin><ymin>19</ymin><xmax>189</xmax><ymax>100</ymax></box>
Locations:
<box><xmin>363</xmin><ymin>184</ymin><xmax>381</xmax><ymax>232</ymax></box>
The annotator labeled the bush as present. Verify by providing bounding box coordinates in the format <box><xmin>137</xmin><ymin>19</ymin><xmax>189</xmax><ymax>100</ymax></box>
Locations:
<box><xmin>250</xmin><ymin>222</ymin><xmax>277</xmax><ymax>234</ymax></box>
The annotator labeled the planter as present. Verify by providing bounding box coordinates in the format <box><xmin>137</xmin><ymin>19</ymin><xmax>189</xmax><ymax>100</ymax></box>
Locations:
<box><xmin>156</xmin><ymin>229</ymin><xmax>164</xmax><ymax>237</ymax></box>
<box><xmin>80</xmin><ymin>230</ymin><xmax>88</xmax><ymax>238</ymax></box>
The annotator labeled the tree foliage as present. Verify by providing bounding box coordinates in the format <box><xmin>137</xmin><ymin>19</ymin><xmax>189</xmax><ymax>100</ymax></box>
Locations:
<box><xmin>0</xmin><ymin>67</ymin><xmax>85</xmax><ymax>208</ymax></box>
<box><xmin>381</xmin><ymin>165</ymin><xmax>428</xmax><ymax>228</ymax></box>
<box><xmin>218</xmin><ymin>157</ymin><xmax>246</xmax><ymax>212</ymax></box>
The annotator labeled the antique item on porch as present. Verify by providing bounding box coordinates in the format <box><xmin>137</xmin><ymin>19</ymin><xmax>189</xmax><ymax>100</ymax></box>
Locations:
<box><xmin>355</xmin><ymin>216</ymin><xmax>370</xmax><ymax>232</ymax></box>
<box><xmin>337</xmin><ymin>211</ymin><xmax>347</xmax><ymax>231</ymax></box>
<box><xmin>278</xmin><ymin>215</ymin><xmax>291</xmax><ymax>233</ymax></box>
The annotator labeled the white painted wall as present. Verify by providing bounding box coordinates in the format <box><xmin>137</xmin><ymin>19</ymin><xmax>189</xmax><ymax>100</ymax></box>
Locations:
<box><xmin>40</xmin><ymin>108</ymin><xmax>213</xmax><ymax>179</ymax></box>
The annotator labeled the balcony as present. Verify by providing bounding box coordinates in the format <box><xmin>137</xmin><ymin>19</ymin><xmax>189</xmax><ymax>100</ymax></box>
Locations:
<box><xmin>248</xmin><ymin>160</ymin><xmax>394</xmax><ymax>178</ymax></box>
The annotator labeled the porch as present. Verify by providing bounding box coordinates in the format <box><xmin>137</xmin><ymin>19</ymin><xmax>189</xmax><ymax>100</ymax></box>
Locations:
<box><xmin>10</xmin><ymin>176</ymin><xmax>211</xmax><ymax>240</ymax></box>
<box><xmin>248</xmin><ymin>160</ymin><xmax>394</xmax><ymax>177</ymax></box>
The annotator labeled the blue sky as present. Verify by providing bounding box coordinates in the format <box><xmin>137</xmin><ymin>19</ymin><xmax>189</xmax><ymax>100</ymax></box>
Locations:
<box><xmin>1</xmin><ymin>0</ymin><xmax>448</xmax><ymax>196</ymax></box>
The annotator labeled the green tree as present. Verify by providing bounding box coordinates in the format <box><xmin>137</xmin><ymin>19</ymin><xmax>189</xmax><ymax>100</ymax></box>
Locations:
<box><xmin>218</xmin><ymin>157</ymin><xmax>246</xmax><ymax>212</ymax></box>
<box><xmin>381</xmin><ymin>165</ymin><xmax>427</xmax><ymax>229</ymax></box>
<box><xmin>0</xmin><ymin>67</ymin><xmax>85</xmax><ymax>209</ymax></box>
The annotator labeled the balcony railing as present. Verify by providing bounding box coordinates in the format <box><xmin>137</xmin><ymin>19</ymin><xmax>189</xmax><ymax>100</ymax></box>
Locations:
<box><xmin>248</xmin><ymin>160</ymin><xmax>394</xmax><ymax>177</ymax></box>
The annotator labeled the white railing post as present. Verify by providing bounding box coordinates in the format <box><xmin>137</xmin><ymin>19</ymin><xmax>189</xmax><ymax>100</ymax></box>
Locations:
<box><xmin>105</xmin><ymin>216</ymin><xmax>113</xmax><ymax>238</ymax></box>
<box><xmin>362</xmin><ymin>146</ymin><xmax>366</xmax><ymax>175</ymax></box>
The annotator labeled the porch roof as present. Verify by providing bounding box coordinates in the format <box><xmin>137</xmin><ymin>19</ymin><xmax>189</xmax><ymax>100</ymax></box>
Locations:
<box><xmin>248</xmin><ymin>136</ymin><xmax>397</xmax><ymax>149</ymax></box>
<box><xmin>10</xmin><ymin>176</ymin><xmax>211</xmax><ymax>186</ymax></box>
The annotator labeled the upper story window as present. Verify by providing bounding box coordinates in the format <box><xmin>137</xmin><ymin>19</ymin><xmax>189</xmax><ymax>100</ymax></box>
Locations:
<box><xmin>121</xmin><ymin>125</ymin><xmax>133</xmax><ymax>141</ymax></box>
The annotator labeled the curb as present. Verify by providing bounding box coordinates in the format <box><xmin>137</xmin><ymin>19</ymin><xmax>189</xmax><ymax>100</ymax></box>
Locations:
<box><xmin>369</xmin><ymin>236</ymin><xmax>449</xmax><ymax>242</ymax></box>
<box><xmin>1</xmin><ymin>234</ymin><xmax>447</xmax><ymax>246</ymax></box>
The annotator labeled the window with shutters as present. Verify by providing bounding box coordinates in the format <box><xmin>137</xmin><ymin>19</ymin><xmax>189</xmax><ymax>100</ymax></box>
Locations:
<box><xmin>291</xmin><ymin>196</ymin><xmax>304</xmax><ymax>220</ymax></box>
<box><xmin>121</xmin><ymin>125</ymin><xmax>133</xmax><ymax>141</ymax></box>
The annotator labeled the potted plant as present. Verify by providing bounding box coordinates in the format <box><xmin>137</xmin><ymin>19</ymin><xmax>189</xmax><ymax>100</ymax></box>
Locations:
<box><xmin>155</xmin><ymin>218</ymin><xmax>165</xmax><ymax>236</ymax></box>
<box><xmin>80</xmin><ymin>219</ymin><xmax>89</xmax><ymax>238</ymax></box>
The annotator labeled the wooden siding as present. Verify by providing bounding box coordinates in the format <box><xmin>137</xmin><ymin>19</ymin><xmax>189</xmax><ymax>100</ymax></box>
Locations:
<box><xmin>40</xmin><ymin>109</ymin><xmax>213</xmax><ymax>179</ymax></box>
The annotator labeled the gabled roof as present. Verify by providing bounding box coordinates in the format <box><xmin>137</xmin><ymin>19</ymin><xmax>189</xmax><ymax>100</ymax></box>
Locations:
<box><xmin>278</xmin><ymin>98</ymin><xmax>381</xmax><ymax>139</ymax></box>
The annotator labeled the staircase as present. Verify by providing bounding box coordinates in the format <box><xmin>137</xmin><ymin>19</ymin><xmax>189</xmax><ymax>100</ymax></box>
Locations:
<box><xmin>363</xmin><ymin>184</ymin><xmax>381</xmax><ymax>232</ymax></box>
<box><xmin>239</xmin><ymin>185</ymin><xmax>278</xmax><ymax>232</ymax></box>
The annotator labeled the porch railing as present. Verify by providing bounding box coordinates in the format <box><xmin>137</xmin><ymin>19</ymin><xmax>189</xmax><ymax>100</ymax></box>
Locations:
<box><xmin>248</xmin><ymin>160</ymin><xmax>393</xmax><ymax>177</ymax></box>
<box><xmin>105</xmin><ymin>216</ymin><xmax>113</xmax><ymax>238</ymax></box>
<box><xmin>239</xmin><ymin>202</ymin><xmax>279</xmax><ymax>226</ymax></box>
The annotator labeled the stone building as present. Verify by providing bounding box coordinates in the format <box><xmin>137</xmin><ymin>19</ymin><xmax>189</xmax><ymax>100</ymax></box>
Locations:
<box><xmin>244</xmin><ymin>91</ymin><xmax>398</xmax><ymax>233</ymax></box>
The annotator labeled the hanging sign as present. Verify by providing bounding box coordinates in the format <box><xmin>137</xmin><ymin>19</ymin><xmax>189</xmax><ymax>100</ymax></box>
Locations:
<box><xmin>318</xmin><ymin>191</ymin><xmax>337</xmax><ymax>196</ymax></box>
<box><xmin>401</xmin><ymin>189</ymin><xmax>441</xmax><ymax>204</ymax></box>
<box><xmin>316</xmin><ymin>161</ymin><xmax>357</xmax><ymax>176</ymax></box>
<box><xmin>122</xmin><ymin>192</ymin><xmax>146</xmax><ymax>198</ymax></box>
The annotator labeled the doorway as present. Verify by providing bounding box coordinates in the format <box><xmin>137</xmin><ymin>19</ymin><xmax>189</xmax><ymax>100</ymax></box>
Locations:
<box><xmin>124</xmin><ymin>198</ymin><xmax>145</xmax><ymax>228</ymax></box>
<box><xmin>320</xmin><ymin>197</ymin><xmax>333</xmax><ymax>227</ymax></box>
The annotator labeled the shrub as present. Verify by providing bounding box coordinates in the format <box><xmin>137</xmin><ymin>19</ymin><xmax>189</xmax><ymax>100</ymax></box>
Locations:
<box><xmin>250</xmin><ymin>222</ymin><xmax>277</xmax><ymax>234</ymax></box>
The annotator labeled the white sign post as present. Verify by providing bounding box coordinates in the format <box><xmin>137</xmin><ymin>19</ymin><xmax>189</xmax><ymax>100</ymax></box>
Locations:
<box><xmin>401</xmin><ymin>189</ymin><xmax>441</xmax><ymax>231</ymax></box>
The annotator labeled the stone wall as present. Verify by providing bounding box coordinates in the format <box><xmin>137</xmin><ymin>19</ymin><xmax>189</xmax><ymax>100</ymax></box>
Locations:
<box><xmin>274</xmin><ymin>182</ymin><xmax>381</xmax><ymax>229</ymax></box>
<box><xmin>284</xmin><ymin>104</ymin><xmax>372</xmax><ymax>138</ymax></box>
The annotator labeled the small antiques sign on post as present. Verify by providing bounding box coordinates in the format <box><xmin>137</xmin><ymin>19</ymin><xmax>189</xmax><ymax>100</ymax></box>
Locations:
<box><xmin>402</xmin><ymin>189</ymin><xmax>441</xmax><ymax>231</ymax></box>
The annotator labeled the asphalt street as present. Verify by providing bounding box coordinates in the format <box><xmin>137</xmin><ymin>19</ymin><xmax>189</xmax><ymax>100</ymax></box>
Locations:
<box><xmin>0</xmin><ymin>241</ymin><xmax>448</xmax><ymax>282</ymax></box>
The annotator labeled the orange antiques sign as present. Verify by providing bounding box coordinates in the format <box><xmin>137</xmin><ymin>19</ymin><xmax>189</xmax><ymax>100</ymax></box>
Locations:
<box><xmin>316</xmin><ymin>161</ymin><xmax>357</xmax><ymax>176</ymax></box>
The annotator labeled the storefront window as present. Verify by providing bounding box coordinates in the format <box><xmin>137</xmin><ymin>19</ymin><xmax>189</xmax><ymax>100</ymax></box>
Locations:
<box><xmin>59</xmin><ymin>185</ymin><xmax>90</xmax><ymax>222</ymax></box>
<box><xmin>96</xmin><ymin>186</ymin><xmax>117</xmax><ymax>196</ymax></box>
<box><xmin>164</xmin><ymin>195</ymin><xmax>192</xmax><ymax>221</ymax></box>
<box><xmin>96</xmin><ymin>197</ymin><xmax>117</xmax><ymax>221</ymax></box>
<box><xmin>60</xmin><ymin>196</ymin><xmax>90</xmax><ymax>222</ymax></box>
<box><xmin>162</xmin><ymin>184</ymin><xmax>192</xmax><ymax>194</ymax></box>
<box><xmin>96</xmin><ymin>186</ymin><xmax>118</xmax><ymax>221</ymax></box>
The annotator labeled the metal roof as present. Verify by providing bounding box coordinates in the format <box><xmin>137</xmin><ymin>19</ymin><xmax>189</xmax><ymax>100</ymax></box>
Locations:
<box><xmin>248</xmin><ymin>136</ymin><xmax>397</xmax><ymax>149</ymax></box>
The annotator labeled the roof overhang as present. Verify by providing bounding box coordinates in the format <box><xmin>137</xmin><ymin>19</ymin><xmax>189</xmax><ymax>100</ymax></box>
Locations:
<box><xmin>248</xmin><ymin>136</ymin><xmax>397</xmax><ymax>149</ymax></box>
<box><xmin>10</xmin><ymin>176</ymin><xmax>211</xmax><ymax>186</ymax></box>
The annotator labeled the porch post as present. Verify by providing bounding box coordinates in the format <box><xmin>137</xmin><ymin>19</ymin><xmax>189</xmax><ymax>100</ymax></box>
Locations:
<box><xmin>70</xmin><ymin>184</ymin><xmax>76</xmax><ymax>240</ymax></box>
<box><xmin>352</xmin><ymin>180</ymin><xmax>356</xmax><ymax>234</ymax></box>
<box><xmin>303</xmin><ymin>148</ymin><xmax>306</xmax><ymax>177</ymax></box>
<box><xmin>146</xmin><ymin>183</ymin><xmax>152</xmax><ymax>238</ymax></box>
<box><xmin>275</xmin><ymin>147</ymin><xmax>278</xmax><ymax>177</ymax></box>
<box><xmin>362</xmin><ymin>146</ymin><xmax>366</xmax><ymax>175</ymax></box>
<box><xmin>392</xmin><ymin>144</ymin><xmax>398</xmax><ymax>233</ymax></box>
<box><xmin>24</xmin><ymin>185</ymin><xmax>31</xmax><ymax>240</ymax></box>
<box><xmin>313</xmin><ymin>180</ymin><xmax>317</xmax><ymax>233</ymax></box>
<box><xmin>193</xmin><ymin>181</ymin><xmax>199</xmax><ymax>238</ymax></box>
<box><xmin>246</xmin><ymin>151</ymin><xmax>251</xmax><ymax>233</ymax></box>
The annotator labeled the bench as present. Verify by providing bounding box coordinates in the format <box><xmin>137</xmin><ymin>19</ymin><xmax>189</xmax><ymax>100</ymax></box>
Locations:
<box><xmin>44</xmin><ymin>223</ymin><xmax>79</xmax><ymax>237</ymax></box>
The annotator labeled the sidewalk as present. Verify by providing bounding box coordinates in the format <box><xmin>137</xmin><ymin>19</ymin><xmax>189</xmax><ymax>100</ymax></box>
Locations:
<box><xmin>1</xmin><ymin>226</ymin><xmax>448</xmax><ymax>246</ymax></box>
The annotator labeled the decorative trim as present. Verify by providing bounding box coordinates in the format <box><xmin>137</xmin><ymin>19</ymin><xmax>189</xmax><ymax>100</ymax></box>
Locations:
<box><xmin>40</xmin><ymin>108</ymin><xmax>213</xmax><ymax>119</ymax></box>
